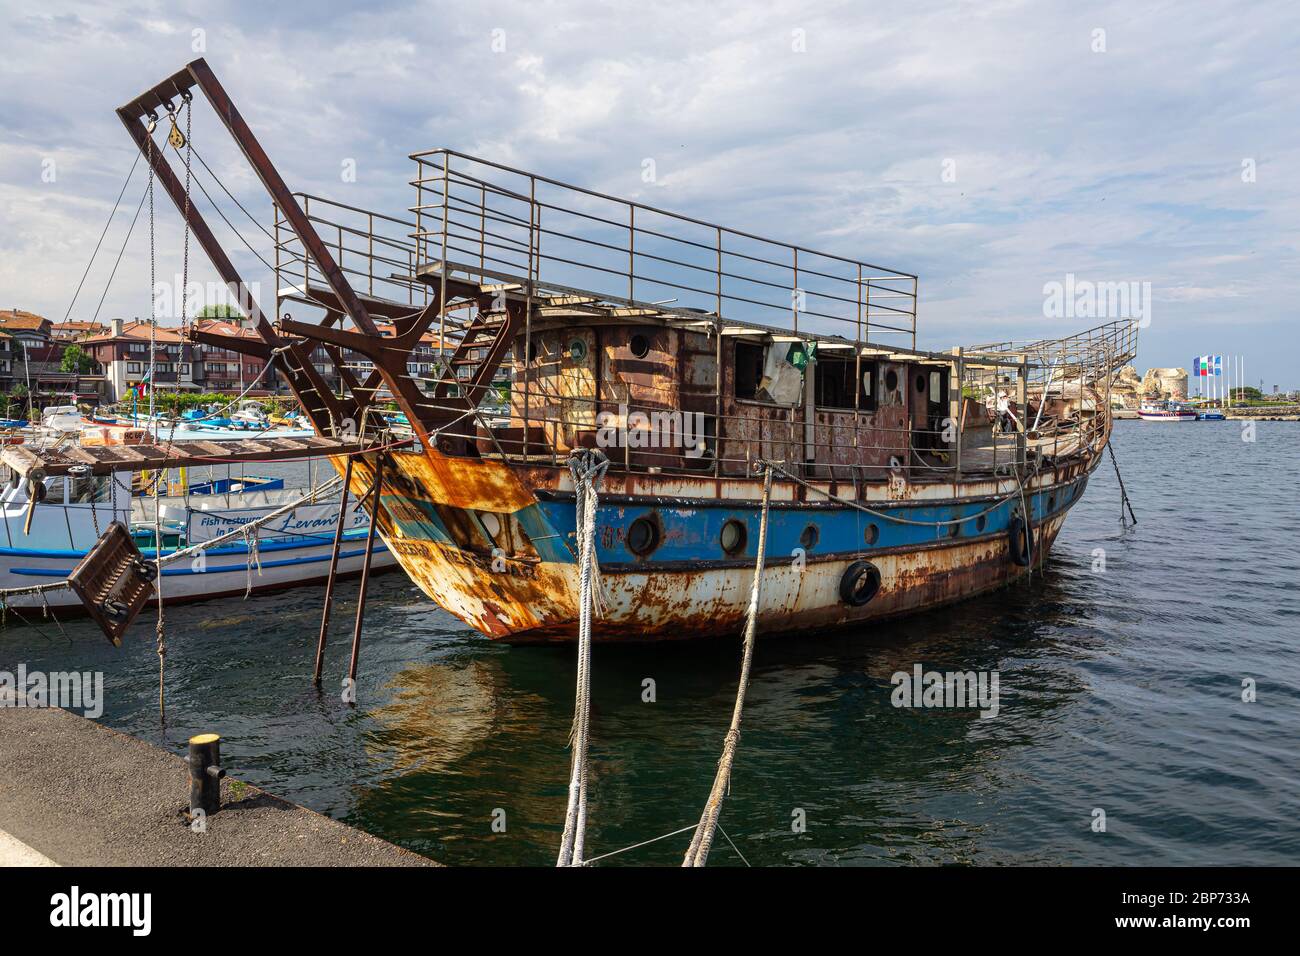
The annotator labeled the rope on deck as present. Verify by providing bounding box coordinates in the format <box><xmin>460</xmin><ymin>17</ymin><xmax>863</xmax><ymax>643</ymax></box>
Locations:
<box><xmin>556</xmin><ymin>449</ymin><xmax>609</xmax><ymax>867</ymax></box>
<box><xmin>682</xmin><ymin>462</ymin><xmax>775</xmax><ymax>867</ymax></box>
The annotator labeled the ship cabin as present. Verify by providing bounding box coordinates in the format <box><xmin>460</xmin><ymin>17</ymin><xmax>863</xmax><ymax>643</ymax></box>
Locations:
<box><xmin>494</xmin><ymin>316</ymin><xmax>963</xmax><ymax>483</ymax></box>
<box><xmin>264</xmin><ymin>149</ymin><xmax>1100</xmax><ymax>491</ymax></box>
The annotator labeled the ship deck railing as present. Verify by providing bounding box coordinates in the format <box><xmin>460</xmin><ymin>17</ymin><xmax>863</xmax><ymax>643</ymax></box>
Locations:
<box><xmin>417</xmin><ymin>386</ymin><xmax>1106</xmax><ymax>483</ymax></box>
<box><xmin>265</xmin><ymin>169</ymin><xmax>1129</xmax><ymax>484</ymax></box>
<box><xmin>409</xmin><ymin>147</ymin><xmax>918</xmax><ymax>349</ymax></box>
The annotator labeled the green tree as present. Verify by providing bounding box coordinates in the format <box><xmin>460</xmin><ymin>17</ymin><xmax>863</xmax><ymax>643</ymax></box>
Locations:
<box><xmin>60</xmin><ymin>343</ymin><xmax>95</xmax><ymax>374</ymax></box>
<box><xmin>197</xmin><ymin>304</ymin><xmax>240</xmax><ymax>319</ymax></box>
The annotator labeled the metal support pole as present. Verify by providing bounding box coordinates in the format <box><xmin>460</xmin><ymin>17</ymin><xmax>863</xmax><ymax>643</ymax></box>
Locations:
<box><xmin>1016</xmin><ymin>358</ymin><xmax>1028</xmax><ymax>469</ymax></box>
<box><xmin>312</xmin><ymin>453</ymin><xmax>354</xmax><ymax>686</ymax></box>
<box><xmin>347</xmin><ymin>456</ymin><xmax>384</xmax><ymax>687</ymax></box>
<box><xmin>950</xmin><ymin>346</ymin><xmax>963</xmax><ymax>479</ymax></box>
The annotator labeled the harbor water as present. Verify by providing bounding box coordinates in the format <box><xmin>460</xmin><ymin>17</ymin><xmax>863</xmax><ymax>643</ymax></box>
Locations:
<box><xmin>2</xmin><ymin>421</ymin><xmax>1297</xmax><ymax>865</ymax></box>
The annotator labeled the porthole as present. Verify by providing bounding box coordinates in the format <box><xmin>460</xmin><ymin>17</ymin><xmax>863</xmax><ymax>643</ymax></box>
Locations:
<box><xmin>865</xmin><ymin>523</ymin><xmax>879</xmax><ymax>545</ymax></box>
<box><xmin>885</xmin><ymin>369</ymin><xmax>899</xmax><ymax>393</ymax></box>
<box><xmin>629</xmin><ymin>333</ymin><xmax>650</xmax><ymax>358</ymax></box>
<box><xmin>916</xmin><ymin>373</ymin><xmax>927</xmax><ymax>393</ymax></box>
<box><xmin>948</xmin><ymin>520</ymin><xmax>961</xmax><ymax>538</ymax></box>
<box><xmin>799</xmin><ymin>524</ymin><xmax>820</xmax><ymax>550</ymax></box>
<box><xmin>1048</xmin><ymin>495</ymin><xmax>1056</xmax><ymax>511</ymax></box>
<box><xmin>568</xmin><ymin>338</ymin><xmax>588</xmax><ymax>363</ymax></box>
<box><xmin>976</xmin><ymin>513</ymin><xmax>987</xmax><ymax>533</ymax></box>
<box><xmin>626</xmin><ymin>516</ymin><xmax>660</xmax><ymax>557</ymax></box>
<box><xmin>720</xmin><ymin>519</ymin><xmax>747</xmax><ymax>556</ymax></box>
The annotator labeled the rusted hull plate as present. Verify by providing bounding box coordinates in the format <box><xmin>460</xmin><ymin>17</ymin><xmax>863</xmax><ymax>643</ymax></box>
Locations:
<box><xmin>342</xmin><ymin>445</ymin><xmax>1085</xmax><ymax>643</ymax></box>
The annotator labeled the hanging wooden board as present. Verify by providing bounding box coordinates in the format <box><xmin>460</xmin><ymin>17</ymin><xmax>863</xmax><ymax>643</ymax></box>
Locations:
<box><xmin>66</xmin><ymin>522</ymin><xmax>157</xmax><ymax>647</ymax></box>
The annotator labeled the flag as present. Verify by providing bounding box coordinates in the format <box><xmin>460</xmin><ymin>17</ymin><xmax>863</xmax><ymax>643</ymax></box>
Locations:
<box><xmin>1214</xmin><ymin>355</ymin><xmax>1222</xmax><ymax>377</ymax></box>
<box><xmin>786</xmin><ymin>341</ymin><xmax>816</xmax><ymax>371</ymax></box>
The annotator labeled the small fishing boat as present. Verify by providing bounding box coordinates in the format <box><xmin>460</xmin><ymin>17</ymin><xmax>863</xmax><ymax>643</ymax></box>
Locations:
<box><xmin>38</xmin><ymin>405</ymin><xmax>85</xmax><ymax>437</ymax></box>
<box><xmin>1196</xmin><ymin>408</ymin><xmax>1226</xmax><ymax>421</ymax></box>
<box><xmin>1138</xmin><ymin>400</ymin><xmax>1197</xmax><ymax>422</ymax></box>
<box><xmin>0</xmin><ymin>462</ymin><xmax>395</xmax><ymax>614</ymax></box>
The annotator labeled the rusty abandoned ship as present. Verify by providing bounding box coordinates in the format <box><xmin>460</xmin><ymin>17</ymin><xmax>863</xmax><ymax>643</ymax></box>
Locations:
<box><xmin>6</xmin><ymin>60</ymin><xmax>1137</xmax><ymax>645</ymax></box>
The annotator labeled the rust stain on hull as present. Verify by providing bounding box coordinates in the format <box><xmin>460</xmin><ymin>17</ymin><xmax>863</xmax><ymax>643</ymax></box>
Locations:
<box><xmin>338</xmin><ymin>435</ymin><xmax>1081</xmax><ymax>644</ymax></box>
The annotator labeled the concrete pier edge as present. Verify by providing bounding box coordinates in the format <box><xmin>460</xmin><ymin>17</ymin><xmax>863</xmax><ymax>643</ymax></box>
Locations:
<box><xmin>0</xmin><ymin>707</ymin><xmax>435</xmax><ymax>867</ymax></box>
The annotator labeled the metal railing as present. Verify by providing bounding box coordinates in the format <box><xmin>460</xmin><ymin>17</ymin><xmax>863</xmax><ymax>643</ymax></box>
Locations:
<box><xmin>273</xmin><ymin>194</ymin><xmax>432</xmax><ymax>313</ymax></box>
<box><xmin>410</xmin><ymin>148</ymin><xmax>918</xmax><ymax>347</ymax></box>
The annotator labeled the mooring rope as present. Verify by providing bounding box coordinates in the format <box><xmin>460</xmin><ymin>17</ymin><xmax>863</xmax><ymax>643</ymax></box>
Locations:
<box><xmin>1105</xmin><ymin>439</ymin><xmax>1137</xmax><ymax>526</ymax></box>
<box><xmin>682</xmin><ymin>462</ymin><xmax>774</xmax><ymax>867</ymax></box>
<box><xmin>557</xmin><ymin>448</ymin><xmax>609</xmax><ymax>867</ymax></box>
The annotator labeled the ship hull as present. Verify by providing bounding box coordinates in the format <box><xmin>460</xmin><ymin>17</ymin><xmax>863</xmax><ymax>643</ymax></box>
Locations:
<box><xmin>343</xmin><ymin>448</ymin><xmax>1094</xmax><ymax>644</ymax></box>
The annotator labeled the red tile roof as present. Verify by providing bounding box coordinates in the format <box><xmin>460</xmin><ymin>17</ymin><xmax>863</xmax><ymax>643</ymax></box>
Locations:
<box><xmin>80</xmin><ymin>320</ymin><xmax>190</xmax><ymax>345</ymax></box>
<box><xmin>0</xmin><ymin>309</ymin><xmax>52</xmax><ymax>332</ymax></box>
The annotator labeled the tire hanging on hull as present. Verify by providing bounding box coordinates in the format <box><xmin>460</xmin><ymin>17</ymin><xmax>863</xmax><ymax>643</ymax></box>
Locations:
<box><xmin>839</xmin><ymin>560</ymin><xmax>882</xmax><ymax>606</ymax></box>
<box><xmin>1008</xmin><ymin>514</ymin><xmax>1035</xmax><ymax>567</ymax></box>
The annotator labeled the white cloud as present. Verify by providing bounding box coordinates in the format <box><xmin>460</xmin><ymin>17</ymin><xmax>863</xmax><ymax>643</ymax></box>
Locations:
<box><xmin>0</xmin><ymin>0</ymin><xmax>1297</xmax><ymax>382</ymax></box>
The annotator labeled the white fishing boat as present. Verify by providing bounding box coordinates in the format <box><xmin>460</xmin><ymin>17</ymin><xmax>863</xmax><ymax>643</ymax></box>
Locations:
<box><xmin>0</xmin><ymin>463</ymin><xmax>395</xmax><ymax>613</ymax></box>
<box><xmin>38</xmin><ymin>405</ymin><xmax>85</xmax><ymax>437</ymax></box>
<box><xmin>1138</xmin><ymin>400</ymin><xmax>1197</xmax><ymax>422</ymax></box>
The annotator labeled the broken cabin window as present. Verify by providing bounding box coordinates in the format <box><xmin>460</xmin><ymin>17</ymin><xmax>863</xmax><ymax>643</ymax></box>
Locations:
<box><xmin>734</xmin><ymin>341</ymin><xmax>765</xmax><ymax>400</ymax></box>
<box><xmin>814</xmin><ymin>357</ymin><xmax>877</xmax><ymax>410</ymax></box>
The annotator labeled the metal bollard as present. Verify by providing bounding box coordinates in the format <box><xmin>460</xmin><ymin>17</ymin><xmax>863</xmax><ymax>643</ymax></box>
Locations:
<box><xmin>188</xmin><ymin>733</ymin><xmax>226</xmax><ymax>815</ymax></box>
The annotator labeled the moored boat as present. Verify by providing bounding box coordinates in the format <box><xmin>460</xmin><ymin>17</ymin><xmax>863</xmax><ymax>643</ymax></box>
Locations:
<box><xmin>1138</xmin><ymin>400</ymin><xmax>1197</xmax><ymax>422</ymax></box>
<box><xmin>0</xmin><ymin>463</ymin><xmax>395</xmax><ymax>614</ymax></box>
<box><xmin>57</xmin><ymin>59</ymin><xmax>1141</xmax><ymax>644</ymax></box>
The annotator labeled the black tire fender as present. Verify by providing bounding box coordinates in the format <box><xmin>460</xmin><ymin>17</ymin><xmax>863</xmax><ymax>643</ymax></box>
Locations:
<box><xmin>1008</xmin><ymin>514</ymin><xmax>1033</xmax><ymax>566</ymax></box>
<box><xmin>839</xmin><ymin>560</ymin><xmax>882</xmax><ymax>607</ymax></box>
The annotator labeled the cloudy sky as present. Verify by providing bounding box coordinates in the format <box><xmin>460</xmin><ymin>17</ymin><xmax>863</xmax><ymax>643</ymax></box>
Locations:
<box><xmin>1</xmin><ymin>0</ymin><xmax>1296</xmax><ymax>388</ymax></box>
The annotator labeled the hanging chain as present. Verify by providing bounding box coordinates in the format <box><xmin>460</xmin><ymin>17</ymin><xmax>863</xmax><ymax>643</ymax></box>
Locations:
<box><xmin>179</xmin><ymin>96</ymin><xmax>193</xmax><ymax>339</ymax></box>
<box><xmin>146</xmin><ymin>111</ymin><xmax>166</xmax><ymax>722</ymax></box>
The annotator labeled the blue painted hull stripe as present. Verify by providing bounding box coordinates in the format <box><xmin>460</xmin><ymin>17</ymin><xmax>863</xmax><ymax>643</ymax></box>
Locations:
<box><xmin>531</xmin><ymin>475</ymin><xmax>1087</xmax><ymax>566</ymax></box>
<box><xmin>0</xmin><ymin>526</ymin><xmax>376</xmax><ymax>561</ymax></box>
<box><xmin>9</xmin><ymin>544</ymin><xmax>387</xmax><ymax>578</ymax></box>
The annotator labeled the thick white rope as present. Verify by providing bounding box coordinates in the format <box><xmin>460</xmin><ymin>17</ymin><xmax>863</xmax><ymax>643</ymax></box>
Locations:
<box><xmin>557</xmin><ymin>449</ymin><xmax>608</xmax><ymax>867</ymax></box>
<box><xmin>682</xmin><ymin>462</ymin><xmax>774</xmax><ymax>867</ymax></box>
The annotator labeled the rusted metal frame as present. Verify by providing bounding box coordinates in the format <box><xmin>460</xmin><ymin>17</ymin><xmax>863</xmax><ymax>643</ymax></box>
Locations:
<box><xmin>188</xmin><ymin>329</ymin><xmax>273</xmax><ymax>360</ymax></box>
<box><xmin>1016</xmin><ymin>358</ymin><xmax>1028</xmax><ymax>470</ymax></box>
<box><xmin>312</xmin><ymin>452</ymin><xmax>354</xmax><ymax>686</ymax></box>
<box><xmin>431</xmin><ymin>296</ymin><xmax>495</xmax><ymax>400</ymax></box>
<box><xmin>852</xmin><ymin>263</ymin><xmax>864</xmax><ymax>491</ymax></box>
<box><xmin>169</xmin><ymin>59</ymin><xmax>426</xmax><ymax>441</ymax></box>
<box><xmin>277</xmin><ymin>316</ymin><xmax>438</xmax><ymax>434</ymax></box>
<box><xmin>347</xmin><ymin>455</ymin><xmax>385</xmax><ymax>688</ymax></box>
<box><xmin>182</xmin><ymin>59</ymin><xmax>377</xmax><ymax>337</ymax></box>
<box><xmin>792</xmin><ymin>247</ymin><xmax>800</xmax><ymax>336</ymax></box>
<box><xmin>117</xmin><ymin>71</ymin><xmax>345</xmax><ymax>434</ymax></box>
<box><xmin>280</xmin><ymin>292</ymin><xmax>456</xmax><ymax>422</ymax></box>
<box><xmin>951</xmin><ymin>346</ymin><xmax>964</xmax><ymax>480</ymax></box>
<box><xmin>714</xmin><ymin>226</ymin><xmax>723</xmax><ymax>480</ymax></box>
<box><xmin>439</xmin><ymin>153</ymin><xmax>450</xmax><ymax>365</ymax></box>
